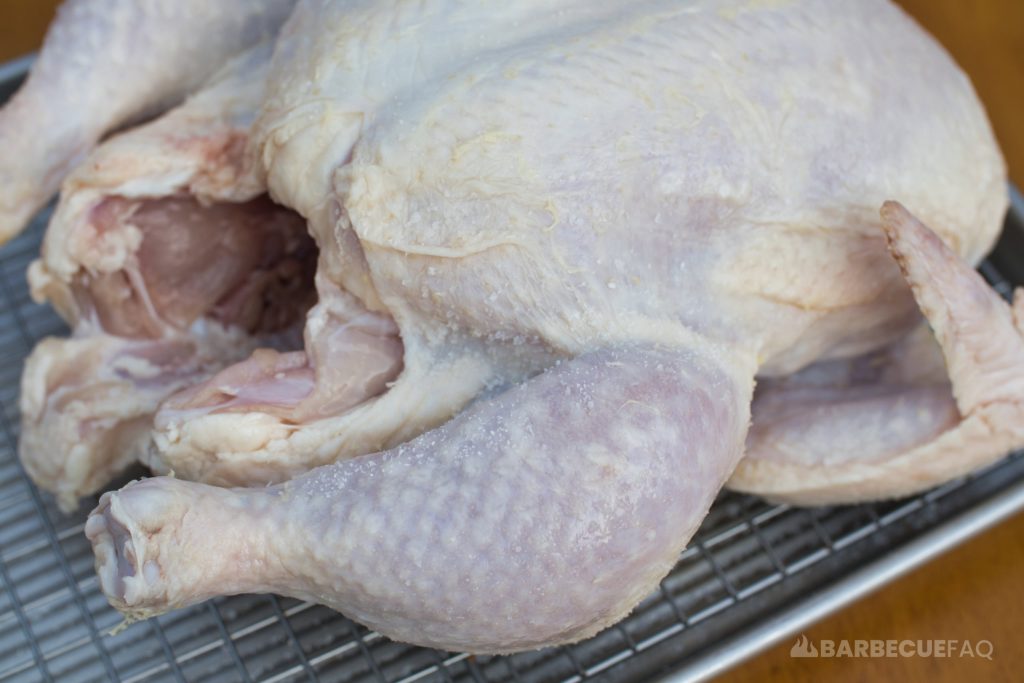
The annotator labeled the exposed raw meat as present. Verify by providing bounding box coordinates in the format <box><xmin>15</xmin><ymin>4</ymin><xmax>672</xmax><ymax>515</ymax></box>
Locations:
<box><xmin>79</xmin><ymin>195</ymin><xmax>314</xmax><ymax>337</ymax></box>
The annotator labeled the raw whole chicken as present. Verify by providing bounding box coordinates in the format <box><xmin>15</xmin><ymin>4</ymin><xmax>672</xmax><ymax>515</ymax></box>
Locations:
<box><xmin>5</xmin><ymin>0</ymin><xmax>1022</xmax><ymax>654</ymax></box>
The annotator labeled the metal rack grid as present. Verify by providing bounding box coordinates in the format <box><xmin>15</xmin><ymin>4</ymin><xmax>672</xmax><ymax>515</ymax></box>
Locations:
<box><xmin>2</xmin><ymin>60</ymin><xmax>1024</xmax><ymax>683</ymax></box>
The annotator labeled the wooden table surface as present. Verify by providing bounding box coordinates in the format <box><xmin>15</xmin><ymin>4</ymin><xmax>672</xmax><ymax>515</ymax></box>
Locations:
<box><xmin>2</xmin><ymin>2</ymin><xmax>1023</xmax><ymax>682</ymax></box>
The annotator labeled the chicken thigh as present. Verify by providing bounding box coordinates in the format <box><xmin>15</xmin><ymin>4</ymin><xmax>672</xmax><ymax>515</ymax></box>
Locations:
<box><xmin>0</xmin><ymin>0</ymin><xmax>297</xmax><ymax>245</ymax></box>
<box><xmin>66</xmin><ymin>0</ymin><xmax>1024</xmax><ymax>654</ymax></box>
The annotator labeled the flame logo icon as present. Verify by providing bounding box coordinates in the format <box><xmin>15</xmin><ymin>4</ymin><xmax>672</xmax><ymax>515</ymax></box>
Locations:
<box><xmin>790</xmin><ymin>634</ymin><xmax>818</xmax><ymax>658</ymax></box>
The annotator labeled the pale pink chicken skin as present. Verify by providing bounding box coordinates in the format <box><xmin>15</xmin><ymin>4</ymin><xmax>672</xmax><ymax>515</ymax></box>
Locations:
<box><xmin>5</xmin><ymin>0</ymin><xmax>1020</xmax><ymax>656</ymax></box>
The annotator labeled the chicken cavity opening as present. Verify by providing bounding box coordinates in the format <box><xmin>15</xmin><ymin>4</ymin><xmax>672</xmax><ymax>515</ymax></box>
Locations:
<box><xmin>76</xmin><ymin>193</ymin><xmax>405</xmax><ymax>426</ymax></box>
<box><xmin>75</xmin><ymin>194</ymin><xmax>318</xmax><ymax>339</ymax></box>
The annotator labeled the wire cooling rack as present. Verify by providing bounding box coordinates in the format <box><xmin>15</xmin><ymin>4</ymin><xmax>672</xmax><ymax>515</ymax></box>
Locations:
<box><xmin>2</xmin><ymin>61</ymin><xmax>1024</xmax><ymax>683</ymax></box>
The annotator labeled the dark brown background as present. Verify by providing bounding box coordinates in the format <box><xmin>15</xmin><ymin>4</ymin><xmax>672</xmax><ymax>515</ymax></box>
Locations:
<box><xmin>2</xmin><ymin>2</ymin><xmax>1022</xmax><ymax>681</ymax></box>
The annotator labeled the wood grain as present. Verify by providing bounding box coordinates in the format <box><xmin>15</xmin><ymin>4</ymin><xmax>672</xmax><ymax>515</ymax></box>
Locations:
<box><xmin>0</xmin><ymin>0</ymin><xmax>59</xmax><ymax>62</ymax></box>
<box><xmin>1</xmin><ymin>3</ymin><xmax>1022</xmax><ymax>682</ymax></box>
<box><xmin>897</xmin><ymin>0</ymin><xmax>1024</xmax><ymax>185</ymax></box>
<box><xmin>723</xmin><ymin>511</ymin><xmax>1024</xmax><ymax>682</ymax></box>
